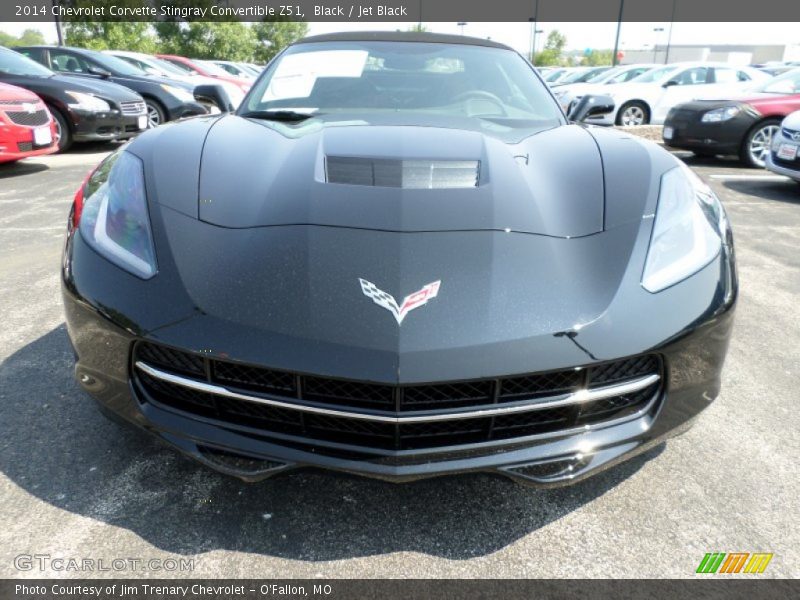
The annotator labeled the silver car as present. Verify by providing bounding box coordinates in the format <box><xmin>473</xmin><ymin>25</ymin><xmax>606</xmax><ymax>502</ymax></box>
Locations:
<box><xmin>766</xmin><ymin>110</ymin><xmax>800</xmax><ymax>182</ymax></box>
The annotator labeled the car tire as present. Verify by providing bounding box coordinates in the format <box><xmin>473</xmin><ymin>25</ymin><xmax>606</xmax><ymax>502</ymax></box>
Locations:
<box><xmin>740</xmin><ymin>119</ymin><xmax>781</xmax><ymax>168</ymax></box>
<box><xmin>48</xmin><ymin>105</ymin><xmax>72</xmax><ymax>152</ymax></box>
<box><xmin>144</xmin><ymin>98</ymin><xmax>166</xmax><ymax>128</ymax></box>
<box><xmin>615</xmin><ymin>101</ymin><xmax>650</xmax><ymax>126</ymax></box>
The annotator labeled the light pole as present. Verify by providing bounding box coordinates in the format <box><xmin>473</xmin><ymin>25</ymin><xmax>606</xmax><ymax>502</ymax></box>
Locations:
<box><xmin>653</xmin><ymin>27</ymin><xmax>664</xmax><ymax>62</ymax></box>
<box><xmin>665</xmin><ymin>0</ymin><xmax>677</xmax><ymax>64</ymax></box>
<box><xmin>528</xmin><ymin>0</ymin><xmax>540</xmax><ymax>64</ymax></box>
<box><xmin>52</xmin><ymin>0</ymin><xmax>64</xmax><ymax>46</ymax></box>
<box><xmin>612</xmin><ymin>0</ymin><xmax>625</xmax><ymax>66</ymax></box>
<box><xmin>457</xmin><ymin>22</ymin><xmax>467</xmax><ymax>36</ymax></box>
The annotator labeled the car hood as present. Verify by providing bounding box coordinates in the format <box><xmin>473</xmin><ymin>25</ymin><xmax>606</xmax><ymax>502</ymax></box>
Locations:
<box><xmin>185</xmin><ymin>115</ymin><xmax>606</xmax><ymax>237</ymax></box>
<box><xmin>781</xmin><ymin>109</ymin><xmax>800</xmax><ymax>129</ymax></box>
<box><xmin>0</xmin><ymin>81</ymin><xmax>40</xmax><ymax>102</ymax></box>
<box><xmin>50</xmin><ymin>74</ymin><xmax>143</xmax><ymax>101</ymax></box>
<box><xmin>122</xmin><ymin>121</ymin><xmax>672</xmax><ymax>380</ymax></box>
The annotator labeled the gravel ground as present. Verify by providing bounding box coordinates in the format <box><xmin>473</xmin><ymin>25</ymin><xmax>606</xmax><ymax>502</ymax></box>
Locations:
<box><xmin>0</xmin><ymin>145</ymin><xmax>798</xmax><ymax>579</ymax></box>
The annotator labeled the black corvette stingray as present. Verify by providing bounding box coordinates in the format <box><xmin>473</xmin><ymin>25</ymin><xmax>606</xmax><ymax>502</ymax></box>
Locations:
<box><xmin>62</xmin><ymin>33</ymin><xmax>736</xmax><ymax>486</ymax></box>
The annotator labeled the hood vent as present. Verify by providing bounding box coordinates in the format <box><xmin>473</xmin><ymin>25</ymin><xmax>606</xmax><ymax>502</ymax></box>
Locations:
<box><xmin>325</xmin><ymin>156</ymin><xmax>479</xmax><ymax>189</ymax></box>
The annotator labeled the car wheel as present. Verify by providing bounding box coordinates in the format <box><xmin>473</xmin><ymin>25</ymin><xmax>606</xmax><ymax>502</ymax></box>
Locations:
<box><xmin>741</xmin><ymin>120</ymin><xmax>780</xmax><ymax>168</ymax></box>
<box><xmin>48</xmin><ymin>105</ymin><xmax>72</xmax><ymax>152</ymax></box>
<box><xmin>616</xmin><ymin>101</ymin><xmax>650</xmax><ymax>126</ymax></box>
<box><xmin>144</xmin><ymin>99</ymin><xmax>165</xmax><ymax>128</ymax></box>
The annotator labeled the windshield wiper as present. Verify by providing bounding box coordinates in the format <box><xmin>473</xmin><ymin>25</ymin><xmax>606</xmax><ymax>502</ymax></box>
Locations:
<box><xmin>238</xmin><ymin>110</ymin><xmax>318</xmax><ymax>122</ymax></box>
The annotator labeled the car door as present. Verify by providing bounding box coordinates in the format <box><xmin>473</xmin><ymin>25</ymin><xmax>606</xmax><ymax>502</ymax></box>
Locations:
<box><xmin>47</xmin><ymin>49</ymin><xmax>97</xmax><ymax>82</ymax></box>
<box><xmin>652</xmin><ymin>66</ymin><xmax>713</xmax><ymax>124</ymax></box>
<box><xmin>710</xmin><ymin>67</ymin><xmax>758</xmax><ymax>96</ymax></box>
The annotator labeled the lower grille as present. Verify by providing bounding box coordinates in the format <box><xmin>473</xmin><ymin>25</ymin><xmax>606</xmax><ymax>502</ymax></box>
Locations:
<box><xmin>133</xmin><ymin>342</ymin><xmax>661</xmax><ymax>452</ymax></box>
<box><xmin>16</xmin><ymin>142</ymin><xmax>33</xmax><ymax>152</ymax></box>
<box><xmin>6</xmin><ymin>109</ymin><xmax>49</xmax><ymax>127</ymax></box>
<box><xmin>120</xmin><ymin>101</ymin><xmax>146</xmax><ymax>116</ymax></box>
<box><xmin>772</xmin><ymin>154</ymin><xmax>799</xmax><ymax>169</ymax></box>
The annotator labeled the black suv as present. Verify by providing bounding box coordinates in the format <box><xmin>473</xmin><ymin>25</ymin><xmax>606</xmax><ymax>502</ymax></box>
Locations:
<box><xmin>16</xmin><ymin>46</ymin><xmax>207</xmax><ymax>128</ymax></box>
<box><xmin>0</xmin><ymin>46</ymin><xmax>147</xmax><ymax>151</ymax></box>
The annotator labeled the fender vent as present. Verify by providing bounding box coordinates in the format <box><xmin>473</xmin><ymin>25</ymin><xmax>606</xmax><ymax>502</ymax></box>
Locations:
<box><xmin>325</xmin><ymin>156</ymin><xmax>479</xmax><ymax>188</ymax></box>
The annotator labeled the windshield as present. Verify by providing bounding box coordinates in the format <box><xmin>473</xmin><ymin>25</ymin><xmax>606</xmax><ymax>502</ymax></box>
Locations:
<box><xmin>629</xmin><ymin>65</ymin><xmax>679</xmax><ymax>83</ymax></box>
<box><xmin>242</xmin><ymin>41</ymin><xmax>563</xmax><ymax>133</ymax></box>
<box><xmin>558</xmin><ymin>68</ymin><xmax>591</xmax><ymax>84</ymax></box>
<box><xmin>587</xmin><ymin>67</ymin><xmax>621</xmax><ymax>83</ymax></box>
<box><xmin>135</xmin><ymin>55</ymin><xmax>190</xmax><ymax>77</ymax></box>
<box><xmin>0</xmin><ymin>48</ymin><xmax>53</xmax><ymax>78</ymax></box>
<box><xmin>755</xmin><ymin>68</ymin><xmax>800</xmax><ymax>94</ymax></box>
<box><xmin>544</xmin><ymin>69</ymin><xmax>566</xmax><ymax>82</ymax></box>
<box><xmin>197</xmin><ymin>60</ymin><xmax>234</xmax><ymax>77</ymax></box>
<box><xmin>89</xmin><ymin>52</ymin><xmax>148</xmax><ymax>77</ymax></box>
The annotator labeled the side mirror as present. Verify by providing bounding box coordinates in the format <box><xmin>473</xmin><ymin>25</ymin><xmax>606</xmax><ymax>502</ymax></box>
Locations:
<box><xmin>87</xmin><ymin>66</ymin><xmax>111</xmax><ymax>79</ymax></box>
<box><xmin>567</xmin><ymin>94</ymin><xmax>615</xmax><ymax>123</ymax></box>
<box><xmin>194</xmin><ymin>84</ymin><xmax>234</xmax><ymax>113</ymax></box>
<box><xmin>662</xmin><ymin>80</ymin><xmax>678</xmax><ymax>88</ymax></box>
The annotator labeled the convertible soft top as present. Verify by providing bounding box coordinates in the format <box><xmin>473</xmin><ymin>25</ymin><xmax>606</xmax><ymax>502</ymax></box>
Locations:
<box><xmin>294</xmin><ymin>31</ymin><xmax>514</xmax><ymax>50</ymax></box>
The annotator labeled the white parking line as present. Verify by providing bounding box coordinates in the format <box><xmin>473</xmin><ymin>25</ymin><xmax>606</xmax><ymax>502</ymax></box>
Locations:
<box><xmin>708</xmin><ymin>174</ymin><xmax>789</xmax><ymax>182</ymax></box>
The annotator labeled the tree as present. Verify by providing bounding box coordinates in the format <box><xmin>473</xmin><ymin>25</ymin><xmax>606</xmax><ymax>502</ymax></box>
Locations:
<box><xmin>0</xmin><ymin>28</ymin><xmax>45</xmax><ymax>47</ymax></box>
<box><xmin>251</xmin><ymin>21</ymin><xmax>308</xmax><ymax>64</ymax></box>
<box><xmin>533</xmin><ymin>30</ymin><xmax>567</xmax><ymax>66</ymax></box>
<box><xmin>155</xmin><ymin>22</ymin><xmax>258</xmax><ymax>61</ymax></box>
<box><xmin>65</xmin><ymin>23</ymin><xmax>158</xmax><ymax>53</ymax></box>
<box><xmin>584</xmin><ymin>49</ymin><xmax>613</xmax><ymax>66</ymax></box>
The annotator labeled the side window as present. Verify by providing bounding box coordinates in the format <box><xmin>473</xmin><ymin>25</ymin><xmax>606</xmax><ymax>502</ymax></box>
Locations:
<box><xmin>50</xmin><ymin>51</ymin><xmax>90</xmax><ymax>74</ymax></box>
<box><xmin>713</xmin><ymin>68</ymin><xmax>739</xmax><ymax>84</ymax></box>
<box><xmin>672</xmin><ymin>67</ymin><xmax>709</xmax><ymax>85</ymax></box>
<box><xmin>622</xmin><ymin>68</ymin><xmax>647</xmax><ymax>82</ymax></box>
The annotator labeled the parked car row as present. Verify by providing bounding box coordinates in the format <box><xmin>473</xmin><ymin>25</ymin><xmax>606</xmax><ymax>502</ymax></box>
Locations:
<box><xmin>663</xmin><ymin>68</ymin><xmax>800</xmax><ymax>168</ymax></box>
<box><xmin>0</xmin><ymin>44</ymin><xmax>261</xmax><ymax>160</ymax></box>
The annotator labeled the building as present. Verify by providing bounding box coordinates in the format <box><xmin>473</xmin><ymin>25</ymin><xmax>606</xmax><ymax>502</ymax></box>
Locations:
<box><xmin>622</xmin><ymin>44</ymin><xmax>800</xmax><ymax>66</ymax></box>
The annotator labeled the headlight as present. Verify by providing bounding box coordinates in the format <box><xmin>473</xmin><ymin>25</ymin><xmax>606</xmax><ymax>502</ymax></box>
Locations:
<box><xmin>701</xmin><ymin>106</ymin><xmax>740</xmax><ymax>123</ymax></box>
<box><xmin>642</xmin><ymin>164</ymin><xmax>725</xmax><ymax>293</ymax></box>
<box><xmin>66</xmin><ymin>91</ymin><xmax>110</xmax><ymax>112</ymax></box>
<box><xmin>160</xmin><ymin>84</ymin><xmax>196</xmax><ymax>103</ymax></box>
<box><xmin>75</xmin><ymin>150</ymin><xmax>157</xmax><ymax>279</ymax></box>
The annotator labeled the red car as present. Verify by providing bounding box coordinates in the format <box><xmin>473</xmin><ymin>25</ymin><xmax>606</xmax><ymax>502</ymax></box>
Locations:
<box><xmin>0</xmin><ymin>82</ymin><xmax>58</xmax><ymax>163</ymax></box>
<box><xmin>663</xmin><ymin>68</ymin><xmax>800</xmax><ymax>167</ymax></box>
<box><xmin>155</xmin><ymin>55</ymin><xmax>251</xmax><ymax>94</ymax></box>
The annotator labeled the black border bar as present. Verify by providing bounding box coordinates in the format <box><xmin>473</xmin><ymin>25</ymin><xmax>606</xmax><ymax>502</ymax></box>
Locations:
<box><xmin>3</xmin><ymin>579</ymin><xmax>799</xmax><ymax>600</ymax></box>
<box><xmin>4</xmin><ymin>0</ymin><xmax>800</xmax><ymax>22</ymax></box>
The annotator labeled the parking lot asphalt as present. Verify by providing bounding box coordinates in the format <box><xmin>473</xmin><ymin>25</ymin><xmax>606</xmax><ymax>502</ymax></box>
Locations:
<box><xmin>0</xmin><ymin>142</ymin><xmax>798</xmax><ymax>579</ymax></box>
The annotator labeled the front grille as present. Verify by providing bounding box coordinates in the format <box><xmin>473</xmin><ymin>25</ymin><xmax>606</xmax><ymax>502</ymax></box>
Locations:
<box><xmin>133</xmin><ymin>342</ymin><xmax>661</xmax><ymax>452</ymax></box>
<box><xmin>772</xmin><ymin>154</ymin><xmax>800</xmax><ymax>169</ymax></box>
<box><xmin>781</xmin><ymin>127</ymin><xmax>800</xmax><ymax>142</ymax></box>
<box><xmin>6</xmin><ymin>109</ymin><xmax>49</xmax><ymax>127</ymax></box>
<box><xmin>16</xmin><ymin>141</ymin><xmax>33</xmax><ymax>152</ymax></box>
<box><xmin>120</xmin><ymin>101</ymin><xmax>146</xmax><ymax>116</ymax></box>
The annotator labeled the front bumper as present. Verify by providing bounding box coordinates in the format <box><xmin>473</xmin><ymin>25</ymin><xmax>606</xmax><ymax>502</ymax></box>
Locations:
<box><xmin>766</xmin><ymin>152</ymin><xmax>800</xmax><ymax>182</ymax></box>
<box><xmin>72</xmin><ymin>108</ymin><xmax>146</xmax><ymax>143</ymax></box>
<box><xmin>0</xmin><ymin>118</ymin><xmax>57</xmax><ymax>162</ymax></box>
<box><xmin>663</xmin><ymin>109</ymin><xmax>755</xmax><ymax>155</ymax></box>
<box><xmin>62</xmin><ymin>227</ymin><xmax>737</xmax><ymax>487</ymax></box>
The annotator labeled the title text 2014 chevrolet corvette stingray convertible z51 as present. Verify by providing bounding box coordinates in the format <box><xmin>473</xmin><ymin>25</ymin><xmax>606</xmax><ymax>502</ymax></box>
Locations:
<box><xmin>62</xmin><ymin>33</ymin><xmax>736</xmax><ymax>487</ymax></box>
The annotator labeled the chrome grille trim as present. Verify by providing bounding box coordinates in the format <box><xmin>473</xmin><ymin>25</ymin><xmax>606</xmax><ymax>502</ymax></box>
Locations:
<box><xmin>120</xmin><ymin>101</ymin><xmax>147</xmax><ymax>116</ymax></box>
<box><xmin>135</xmin><ymin>361</ymin><xmax>660</xmax><ymax>424</ymax></box>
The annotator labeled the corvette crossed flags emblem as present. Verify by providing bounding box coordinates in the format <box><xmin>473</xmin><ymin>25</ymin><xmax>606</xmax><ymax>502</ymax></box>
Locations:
<box><xmin>359</xmin><ymin>279</ymin><xmax>441</xmax><ymax>325</ymax></box>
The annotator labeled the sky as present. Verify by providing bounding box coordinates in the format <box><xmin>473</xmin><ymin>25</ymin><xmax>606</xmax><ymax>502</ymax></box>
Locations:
<box><xmin>1</xmin><ymin>21</ymin><xmax>798</xmax><ymax>55</ymax></box>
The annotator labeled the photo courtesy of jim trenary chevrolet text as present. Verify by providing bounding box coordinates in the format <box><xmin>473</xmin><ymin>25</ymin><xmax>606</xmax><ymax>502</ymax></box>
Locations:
<box><xmin>0</xmin><ymin>0</ymin><xmax>798</xmax><ymax>598</ymax></box>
